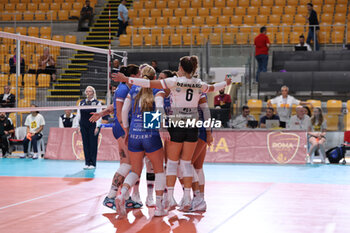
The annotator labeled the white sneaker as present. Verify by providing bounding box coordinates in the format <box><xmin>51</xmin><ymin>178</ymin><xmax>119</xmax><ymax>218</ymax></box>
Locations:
<box><xmin>131</xmin><ymin>192</ymin><xmax>143</xmax><ymax>206</ymax></box>
<box><xmin>83</xmin><ymin>165</ymin><xmax>89</xmax><ymax>170</ymax></box>
<box><xmin>88</xmin><ymin>165</ymin><xmax>96</xmax><ymax>169</ymax></box>
<box><xmin>20</xmin><ymin>153</ymin><xmax>27</xmax><ymax>158</ymax></box>
<box><xmin>115</xmin><ymin>195</ymin><xmax>126</xmax><ymax>217</ymax></box>
<box><xmin>178</xmin><ymin>197</ymin><xmax>184</xmax><ymax>207</ymax></box>
<box><xmin>191</xmin><ymin>196</ymin><xmax>202</xmax><ymax>209</ymax></box>
<box><xmin>191</xmin><ymin>199</ymin><xmax>207</xmax><ymax>212</ymax></box>
<box><xmin>306</xmin><ymin>155</ymin><xmax>311</xmax><ymax>164</ymax></box>
<box><xmin>178</xmin><ymin>196</ymin><xmax>191</xmax><ymax>212</ymax></box>
<box><xmin>32</xmin><ymin>154</ymin><xmax>38</xmax><ymax>159</ymax></box>
<box><xmin>154</xmin><ymin>206</ymin><xmax>168</xmax><ymax>217</ymax></box>
<box><xmin>146</xmin><ymin>195</ymin><xmax>155</xmax><ymax>207</ymax></box>
<box><xmin>166</xmin><ymin>196</ymin><xmax>177</xmax><ymax>211</ymax></box>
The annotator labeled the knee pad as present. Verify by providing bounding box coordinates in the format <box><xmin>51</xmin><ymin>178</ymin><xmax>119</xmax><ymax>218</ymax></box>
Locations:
<box><xmin>195</xmin><ymin>168</ymin><xmax>205</xmax><ymax>186</ymax></box>
<box><xmin>117</xmin><ymin>163</ymin><xmax>132</xmax><ymax>177</ymax></box>
<box><xmin>124</xmin><ymin>172</ymin><xmax>139</xmax><ymax>188</ymax></box>
<box><xmin>145</xmin><ymin>157</ymin><xmax>154</xmax><ymax>173</ymax></box>
<box><xmin>180</xmin><ymin>160</ymin><xmax>193</xmax><ymax>178</ymax></box>
<box><xmin>146</xmin><ymin>172</ymin><xmax>155</xmax><ymax>181</ymax></box>
<box><xmin>155</xmin><ymin>172</ymin><xmax>166</xmax><ymax>191</ymax></box>
<box><xmin>192</xmin><ymin>166</ymin><xmax>199</xmax><ymax>183</ymax></box>
<box><xmin>177</xmin><ymin>166</ymin><xmax>183</xmax><ymax>179</ymax></box>
<box><xmin>166</xmin><ymin>159</ymin><xmax>178</xmax><ymax>176</ymax></box>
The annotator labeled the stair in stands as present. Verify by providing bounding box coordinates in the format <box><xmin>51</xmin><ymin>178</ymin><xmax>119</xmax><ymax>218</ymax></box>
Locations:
<box><xmin>46</xmin><ymin>0</ymin><xmax>133</xmax><ymax>101</ymax></box>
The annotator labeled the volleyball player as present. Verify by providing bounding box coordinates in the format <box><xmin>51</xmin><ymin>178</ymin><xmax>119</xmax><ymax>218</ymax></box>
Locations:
<box><xmin>115</xmin><ymin>64</ymin><xmax>168</xmax><ymax>217</ymax></box>
<box><xmin>90</xmin><ymin>65</ymin><xmax>142</xmax><ymax>209</ymax></box>
<box><xmin>112</xmin><ymin>56</ymin><xmax>231</xmax><ymax>212</ymax></box>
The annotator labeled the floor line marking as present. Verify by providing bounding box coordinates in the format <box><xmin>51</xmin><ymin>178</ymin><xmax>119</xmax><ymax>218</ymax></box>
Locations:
<box><xmin>0</xmin><ymin>187</ymin><xmax>77</xmax><ymax>210</ymax></box>
<box><xmin>209</xmin><ymin>183</ymin><xmax>275</xmax><ymax>233</ymax></box>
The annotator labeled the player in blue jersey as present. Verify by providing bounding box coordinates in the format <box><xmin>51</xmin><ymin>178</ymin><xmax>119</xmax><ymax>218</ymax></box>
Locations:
<box><xmin>115</xmin><ymin>64</ymin><xmax>169</xmax><ymax>217</ymax></box>
<box><xmin>90</xmin><ymin>65</ymin><xmax>143</xmax><ymax>209</ymax></box>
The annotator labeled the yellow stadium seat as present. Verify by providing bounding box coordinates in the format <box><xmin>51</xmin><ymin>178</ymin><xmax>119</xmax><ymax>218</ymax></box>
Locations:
<box><xmin>138</xmin><ymin>9</ymin><xmax>150</xmax><ymax>18</ymax></box>
<box><xmin>244</xmin><ymin>15</ymin><xmax>255</xmax><ymax>25</ymax></box>
<box><xmin>16</xmin><ymin>26</ymin><xmax>27</xmax><ymax>35</ymax></box>
<box><xmin>307</xmin><ymin>99</ymin><xmax>322</xmax><ymax>110</ymax></box>
<box><xmin>72</xmin><ymin>2</ymin><xmax>83</xmax><ymax>11</ymax></box>
<box><xmin>272</xmin><ymin>6</ymin><xmax>283</xmax><ymax>15</ymax></box>
<box><xmin>61</xmin><ymin>2</ymin><xmax>72</xmax><ymax>11</ymax></box>
<box><xmin>211</xmin><ymin>7</ymin><xmax>221</xmax><ymax>17</ymax></box>
<box><xmin>247</xmin><ymin>99</ymin><xmax>262</xmax><ymax>116</ymax></box>
<box><xmin>4</xmin><ymin>26</ymin><xmax>15</xmax><ymax>33</ymax></box>
<box><xmin>209</xmin><ymin>33</ymin><xmax>221</xmax><ymax>45</ymax></box>
<box><xmin>284</xmin><ymin>6</ymin><xmax>296</xmax><ymax>15</ymax></box>
<box><xmin>18</xmin><ymin>98</ymin><xmax>31</xmax><ymax>108</ymax></box>
<box><xmin>168</xmin><ymin>0</ymin><xmax>178</xmax><ymax>9</ymax></box>
<box><xmin>29</xmin><ymin>64</ymin><xmax>38</xmax><ymax>72</ymax></box>
<box><xmin>235</xmin><ymin>6</ymin><xmax>246</xmax><ymax>16</ymax></box>
<box><xmin>189</xmin><ymin>26</ymin><xmax>200</xmax><ymax>34</ymax></box>
<box><xmin>203</xmin><ymin>0</ymin><xmax>214</xmax><ymax>8</ymax></box>
<box><xmin>39</xmin><ymin>3</ymin><xmax>49</xmax><ymax>11</ymax></box>
<box><xmin>259</xmin><ymin>6</ymin><xmax>270</xmax><ymax>15</ymax></box>
<box><xmin>191</xmin><ymin>0</ymin><xmax>202</xmax><ymax>8</ymax></box>
<box><xmin>320</xmin><ymin>22</ymin><xmax>331</xmax><ymax>32</ymax></box>
<box><xmin>313</xmin><ymin>0</ymin><xmax>323</xmax><ymax>4</ymax></box>
<box><xmin>294</xmin><ymin>14</ymin><xmax>306</xmax><ymax>24</ymax></box>
<box><xmin>231</xmin><ymin>15</ymin><xmax>243</xmax><ymax>25</ymax></box>
<box><xmin>213</xmin><ymin>26</ymin><xmax>225</xmax><ymax>34</ymax></box>
<box><xmin>183</xmin><ymin>33</ymin><xmax>193</xmax><ymax>46</ymax></box>
<box><xmin>5</xmin><ymin>3</ymin><xmax>15</xmax><ymax>11</ymax></box>
<box><xmin>193</xmin><ymin>16</ymin><xmax>205</xmax><ymax>25</ymax></box>
<box><xmin>223</xmin><ymin>32</ymin><xmax>234</xmax><ymax>45</ymax></box>
<box><xmin>132</xmin><ymin>18</ymin><xmax>144</xmax><ymax>27</ymax></box>
<box><xmin>52</xmin><ymin>35</ymin><xmax>64</xmax><ymax>42</ymax></box>
<box><xmin>156</xmin><ymin>0</ymin><xmax>166</xmax><ymax>9</ymax></box>
<box><xmin>247</xmin><ymin>7</ymin><xmax>258</xmax><ymax>16</ymax></box>
<box><xmin>1</xmin><ymin>11</ymin><xmax>13</xmax><ymax>21</ymax></box>
<box><xmin>256</xmin><ymin>15</ymin><xmax>268</xmax><ymax>24</ymax></box>
<box><xmin>170</xmin><ymin>34</ymin><xmax>182</xmax><ymax>46</ymax></box>
<box><xmin>299</xmin><ymin>0</ymin><xmax>310</xmax><ymax>4</ymax></box>
<box><xmin>215</xmin><ymin>0</ymin><xmax>226</xmax><ymax>8</ymax></box>
<box><xmin>35</xmin><ymin>11</ymin><xmax>46</xmax><ymax>21</ymax></box>
<box><xmin>126</xmin><ymin>26</ymin><xmax>137</xmax><ymax>35</ymax></box>
<box><xmin>8</xmin><ymin>113</ymin><xmax>17</xmax><ymax>127</ymax></box>
<box><xmin>23</xmin><ymin>87</ymin><xmax>36</xmax><ymax>100</ymax></box>
<box><xmin>132</xmin><ymin>34</ymin><xmax>143</xmax><ymax>46</ymax></box>
<box><xmin>327</xmin><ymin>100</ymin><xmax>342</xmax><ymax>115</ymax></box>
<box><xmin>144</xmin><ymin>34</ymin><xmax>157</xmax><ymax>46</ymax></box>
<box><xmin>58</xmin><ymin>10</ymin><xmax>69</xmax><ymax>20</ymax></box>
<box><xmin>28</xmin><ymin>27</ymin><xmax>39</xmax><ymax>37</ymax></box>
<box><xmin>162</xmin><ymin>8</ymin><xmax>173</xmax><ymax>17</ymax></box>
<box><xmin>338</xmin><ymin>0</ymin><xmax>348</xmax><ymax>4</ymax></box>
<box><xmin>335</xmin><ymin>4</ymin><xmax>347</xmax><ymax>14</ymax></box>
<box><xmin>186</xmin><ymin>8</ymin><xmax>197</xmax><ymax>17</ymax></box>
<box><xmin>226</xmin><ymin>0</ymin><xmax>236</xmax><ymax>7</ymax></box>
<box><xmin>334</xmin><ymin>13</ymin><xmax>346</xmax><ymax>23</ymax></box>
<box><xmin>144</xmin><ymin>1</ymin><xmax>156</xmax><ymax>9</ymax></box>
<box><xmin>289</xmin><ymin>32</ymin><xmax>300</xmax><ymax>43</ymax></box>
<box><xmin>150</xmin><ymin>26</ymin><xmax>162</xmax><ymax>35</ymax></box>
<box><xmin>296</xmin><ymin>6</ymin><xmax>308</xmax><ymax>15</ymax></box>
<box><xmin>279</xmin><ymin>23</ymin><xmax>291</xmax><ymax>33</ymax></box>
<box><xmin>150</xmin><ymin>9</ymin><xmax>161</xmax><ymax>17</ymax></box>
<box><xmin>144</xmin><ymin>17</ymin><xmax>156</xmax><ymax>26</ymax></box>
<box><xmin>138</xmin><ymin>27</ymin><xmax>149</xmax><ymax>36</ymax></box>
<box><xmin>16</xmin><ymin>3</ymin><xmax>26</xmax><ymax>12</ymax></box>
<box><xmin>156</xmin><ymin>17</ymin><xmax>168</xmax><ymax>26</ymax></box>
<box><xmin>236</xmin><ymin>32</ymin><xmax>249</xmax><ymax>45</ymax></box>
<box><xmin>281</xmin><ymin>15</ymin><xmax>293</xmax><ymax>24</ymax></box>
<box><xmin>157</xmin><ymin>34</ymin><xmax>170</xmax><ymax>46</ymax></box>
<box><xmin>201</xmin><ymin>25</ymin><xmax>212</xmax><ymax>35</ymax></box>
<box><xmin>251</xmin><ymin>0</ymin><xmax>261</xmax><ymax>7</ymax></box>
<box><xmin>269</xmin><ymin>15</ymin><xmax>280</xmax><ymax>24</ymax></box>
<box><xmin>198</xmin><ymin>8</ymin><xmax>209</xmax><ymax>17</ymax></box>
<box><xmin>222</xmin><ymin>7</ymin><xmax>234</xmax><ymax>16</ymax></box>
<box><xmin>27</xmin><ymin>3</ymin><xmax>37</xmax><ymax>11</ymax></box>
<box><xmin>321</xmin><ymin>13</ymin><xmax>333</xmax><ymax>23</ymax></box>
<box><xmin>176</xmin><ymin>26</ymin><xmax>187</xmax><ymax>35</ymax></box>
<box><xmin>333</xmin><ymin>23</ymin><xmax>345</xmax><ymax>32</ymax></box>
<box><xmin>206</xmin><ymin>16</ymin><xmax>217</xmax><ymax>26</ymax></box>
<box><xmin>1</xmin><ymin>64</ymin><xmax>10</xmax><ymax>74</ymax></box>
<box><xmin>238</xmin><ymin>0</ymin><xmax>249</xmax><ymax>7</ymax></box>
<box><xmin>262</xmin><ymin>0</ymin><xmax>274</xmax><ymax>6</ymax></box>
<box><xmin>69</xmin><ymin>10</ymin><xmax>80</xmax><ymax>18</ymax></box>
<box><xmin>129</xmin><ymin>9</ymin><xmax>137</xmax><ymax>18</ymax></box>
<box><xmin>40</xmin><ymin>26</ymin><xmax>51</xmax><ymax>37</ymax></box>
<box><xmin>10</xmin><ymin>74</ymin><xmax>22</xmax><ymax>87</ymax></box>
<box><xmin>133</xmin><ymin>1</ymin><xmax>143</xmax><ymax>10</ymax></box>
<box><xmin>323</xmin><ymin>4</ymin><xmax>334</xmax><ymax>14</ymax></box>
<box><xmin>196</xmin><ymin>34</ymin><xmax>208</xmax><ymax>45</ymax></box>
<box><xmin>179</xmin><ymin>0</ymin><xmax>190</xmax><ymax>8</ymax></box>
<box><xmin>174</xmin><ymin>8</ymin><xmax>186</xmax><ymax>17</ymax></box>
<box><xmin>169</xmin><ymin>16</ymin><xmax>180</xmax><ymax>26</ymax></box>
<box><xmin>65</xmin><ymin>35</ymin><xmax>76</xmax><ymax>44</ymax></box>
<box><xmin>23</xmin><ymin>74</ymin><xmax>35</xmax><ymax>87</ymax></box>
<box><xmin>163</xmin><ymin>26</ymin><xmax>175</xmax><ymax>35</ymax></box>
<box><xmin>218</xmin><ymin>16</ymin><xmax>230</xmax><ymax>26</ymax></box>
<box><xmin>275</xmin><ymin>32</ymin><xmax>288</xmax><ymax>44</ymax></box>
<box><xmin>0</xmin><ymin>74</ymin><xmax>8</xmax><ymax>87</ymax></box>
<box><xmin>240</xmin><ymin>24</ymin><xmax>252</xmax><ymax>33</ymax></box>
<box><xmin>332</xmin><ymin>31</ymin><xmax>344</xmax><ymax>44</ymax></box>
<box><xmin>119</xmin><ymin>34</ymin><xmax>131</xmax><ymax>46</ymax></box>
<box><xmin>325</xmin><ymin>114</ymin><xmax>339</xmax><ymax>131</ymax></box>
<box><xmin>182</xmin><ymin>16</ymin><xmax>193</xmax><ymax>26</ymax></box>
<box><xmin>313</xmin><ymin>5</ymin><xmax>321</xmax><ymax>14</ymax></box>
<box><xmin>275</xmin><ymin>0</ymin><xmax>286</xmax><ymax>6</ymax></box>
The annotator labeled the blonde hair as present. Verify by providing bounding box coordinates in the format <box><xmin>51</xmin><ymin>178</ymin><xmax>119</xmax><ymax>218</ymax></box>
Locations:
<box><xmin>134</xmin><ymin>64</ymin><xmax>156</xmax><ymax>113</ymax></box>
<box><xmin>85</xmin><ymin>85</ymin><xmax>97</xmax><ymax>99</ymax></box>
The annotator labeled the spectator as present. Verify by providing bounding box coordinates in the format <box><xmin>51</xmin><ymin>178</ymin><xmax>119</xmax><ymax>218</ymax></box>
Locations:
<box><xmin>308</xmin><ymin>107</ymin><xmax>327</xmax><ymax>164</ymax></box>
<box><xmin>117</xmin><ymin>0</ymin><xmax>128</xmax><ymax>37</ymax></box>
<box><xmin>9</xmin><ymin>48</ymin><xmax>25</xmax><ymax>74</ymax></box>
<box><xmin>151</xmin><ymin>60</ymin><xmax>161</xmax><ymax>73</ymax></box>
<box><xmin>20</xmin><ymin>104</ymin><xmax>45</xmax><ymax>159</ymax></box>
<box><xmin>295</xmin><ymin>35</ymin><xmax>312</xmax><ymax>51</ymax></box>
<box><xmin>259</xmin><ymin>107</ymin><xmax>280</xmax><ymax>128</ymax></box>
<box><xmin>268</xmin><ymin>85</ymin><xmax>311</xmax><ymax>126</ymax></box>
<box><xmin>288</xmin><ymin>105</ymin><xmax>312</xmax><ymax>130</ymax></box>
<box><xmin>254</xmin><ymin>26</ymin><xmax>270</xmax><ymax>82</ymax></box>
<box><xmin>214</xmin><ymin>88</ymin><xmax>232</xmax><ymax>110</ymax></box>
<box><xmin>0</xmin><ymin>85</ymin><xmax>15</xmax><ymax>108</ymax></box>
<box><xmin>113</xmin><ymin>59</ymin><xmax>120</xmax><ymax>72</ymax></box>
<box><xmin>37</xmin><ymin>47</ymin><xmax>56</xmax><ymax>81</ymax></box>
<box><xmin>232</xmin><ymin>106</ymin><xmax>256</xmax><ymax>129</ymax></box>
<box><xmin>78</xmin><ymin>0</ymin><xmax>94</xmax><ymax>31</ymax></box>
<box><xmin>303</xmin><ymin>105</ymin><xmax>312</xmax><ymax>118</ymax></box>
<box><xmin>59</xmin><ymin>109</ymin><xmax>76</xmax><ymax>128</ymax></box>
<box><xmin>0</xmin><ymin>112</ymin><xmax>14</xmax><ymax>157</ymax></box>
<box><xmin>306</xmin><ymin>3</ymin><xmax>320</xmax><ymax>51</ymax></box>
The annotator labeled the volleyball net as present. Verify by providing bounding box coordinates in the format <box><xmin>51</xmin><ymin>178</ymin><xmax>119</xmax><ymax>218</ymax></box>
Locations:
<box><xmin>0</xmin><ymin>31</ymin><xmax>127</xmax><ymax>127</ymax></box>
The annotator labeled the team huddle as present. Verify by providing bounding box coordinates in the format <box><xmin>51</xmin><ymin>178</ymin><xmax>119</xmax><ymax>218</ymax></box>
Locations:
<box><xmin>90</xmin><ymin>56</ymin><xmax>232</xmax><ymax>217</ymax></box>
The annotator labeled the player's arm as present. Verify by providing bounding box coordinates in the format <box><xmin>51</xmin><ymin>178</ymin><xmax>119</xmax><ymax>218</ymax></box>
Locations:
<box><xmin>111</xmin><ymin>72</ymin><xmax>176</xmax><ymax>89</ymax></box>
<box><xmin>121</xmin><ymin>95</ymin><xmax>132</xmax><ymax>130</ymax></box>
<box><xmin>155</xmin><ymin>92</ymin><xmax>170</xmax><ymax>141</ymax></box>
<box><xmin>198</xmin><ymin>96</ymin><xmax>213</xmax><ymax>146</ymax></box>
<box><xmin>202</xmin><ymin>75</ymin><xmax>232</xmax><ymax>93</ymax></box>
<box><xmin>89</xmin><ymin>104</ymin><xmax>113</xmax><ymax>122</ymax></box>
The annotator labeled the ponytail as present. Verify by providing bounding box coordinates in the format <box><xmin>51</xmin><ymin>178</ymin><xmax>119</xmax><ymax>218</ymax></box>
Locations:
<box><xmin>134</xmin><ymin>64</ymin><xmax>156</xmax><ymax>113</ymax></box>
<box><xmin>180</xmin><ymin>55</ymin><xmax>199</xmax><ymax>76</ymax></box>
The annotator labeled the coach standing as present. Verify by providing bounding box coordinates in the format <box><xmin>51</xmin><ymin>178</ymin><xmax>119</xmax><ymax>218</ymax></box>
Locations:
<box><xmin>306</xmin><ymin>3</ymin><xmax>320</xmax><ymax>51</ymax></box>
<box><xmin>254</xmin><ymin>26</ymin><xmax>270</xmax><ymax>82</ymax></box>
<box><xmin>73</xmin><ymin>86</ymin><xmax>102</xmax><ymax>170</ymax></box>
<box><xmin>117</xmin><ymin>0</ymin><xmax>128</xmax><ymax>37</ymax></box>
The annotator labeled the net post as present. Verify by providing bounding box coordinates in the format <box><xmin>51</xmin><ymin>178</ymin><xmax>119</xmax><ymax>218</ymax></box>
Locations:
<box><xmin>107</xmin><ymin>45</ymin><xmax>111</xmax><ymax>105</ymax></box>
<box><xmin>16</xmin><ymin>34</ymin><xmax>20</xmax><ymax>126</ymax></box>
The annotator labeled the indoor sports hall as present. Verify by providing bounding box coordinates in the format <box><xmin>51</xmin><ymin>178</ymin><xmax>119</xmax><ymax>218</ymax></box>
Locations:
<box><xmin>1</xmin><ymin>0</ymin><xmax>350</xmax><ymax>233</ymax></box>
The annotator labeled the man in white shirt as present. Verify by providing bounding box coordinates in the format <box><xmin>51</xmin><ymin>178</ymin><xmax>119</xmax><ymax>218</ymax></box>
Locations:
<box><xmin>20</xmin><ymin>105</ymin><xmax>45</xmax><ymax>159</ymax></box>
<box><xmin>268</xmin><ymin>86</ymin><xmax>311</xmax><ymax>126</ymax></box>
<box><xmin>295</xmin><ymin>35</ymin><xmax>312</xmax><ymax>51</ymax></box>
<box><xmin>117</xmin><ymin>0</ymin><xmax>128</xmax><ymax>37</ymax></box>
<box><xmin>288</xmin><ymin>105</ymin><xmax>312</xmax><ymax>130</ymax></box>
<box><xmin>232</xmin><ymin>106</ymin><xmax>256</xmax><ymax>129</ymax></box>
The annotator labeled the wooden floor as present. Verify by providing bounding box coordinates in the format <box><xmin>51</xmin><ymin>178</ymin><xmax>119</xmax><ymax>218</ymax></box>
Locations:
<box><xmin>1</xmin><ymin>159</ymin><xmax>350</xmax><ymax>233</ymax></box>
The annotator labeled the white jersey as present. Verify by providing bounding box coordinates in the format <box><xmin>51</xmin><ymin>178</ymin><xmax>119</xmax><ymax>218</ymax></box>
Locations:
<box><xmin>161</xmin><ymin>76</ymin><xmax>208</xmax><ymax>120</ymax></box>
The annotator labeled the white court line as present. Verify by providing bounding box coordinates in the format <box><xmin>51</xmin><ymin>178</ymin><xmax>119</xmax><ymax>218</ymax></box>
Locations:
<box><xmin>0</xmin><ymin>187</ymin><xmax>76</xmax><ymax>210</ymax></box>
